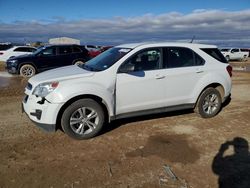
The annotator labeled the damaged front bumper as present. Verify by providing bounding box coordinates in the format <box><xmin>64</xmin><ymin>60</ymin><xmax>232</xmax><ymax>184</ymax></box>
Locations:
<box><xmin>22</xmin><ymin>91</ymin><xmax>64</xmax><ymax>132</ymax></box>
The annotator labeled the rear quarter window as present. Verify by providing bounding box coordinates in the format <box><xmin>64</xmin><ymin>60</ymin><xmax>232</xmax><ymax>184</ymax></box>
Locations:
<box><xmin>201</xmin><ymin>48</ymin><xmax>228</xmax><ymax>64</ymax></box>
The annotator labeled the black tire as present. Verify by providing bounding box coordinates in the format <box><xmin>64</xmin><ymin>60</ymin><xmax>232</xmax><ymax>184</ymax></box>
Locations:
<box><xmin>196</xmin><ymin>88</ymin><xmax>222</xmax><ymax>118</ymax></box>
<box><xmin>243</xmin><ymin>55</ymin><xmax>248</xmax><ymax>61</ymax></box>
<box><xmin>61</xmin><ymin>99</ymin><xmax>105</xmax><ymax>139</ymax></box>
<box><xmin>19</xmin><ymin>64</ymin><xmax>36</xmax><ymax>77</ymax></box>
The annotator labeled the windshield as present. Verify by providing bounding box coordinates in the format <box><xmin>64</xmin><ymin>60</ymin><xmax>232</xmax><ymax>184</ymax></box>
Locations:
<box><xmin>82</xmin><ymin>47</ymin><xmax>131</xmax><ymax>71</ymax></box>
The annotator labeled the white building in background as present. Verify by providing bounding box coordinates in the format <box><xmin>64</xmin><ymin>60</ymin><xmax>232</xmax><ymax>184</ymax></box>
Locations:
<box><xmin>49</xmin><ymin>37</ymin><xmax>80</xmax><ymax>45</ymax></box>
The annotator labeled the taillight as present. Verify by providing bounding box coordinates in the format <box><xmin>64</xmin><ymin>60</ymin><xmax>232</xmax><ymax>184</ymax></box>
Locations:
<box><xmin>226</xmin><ymin>65</ymin><xmax>233</xmax><ymax>77</ymax></box>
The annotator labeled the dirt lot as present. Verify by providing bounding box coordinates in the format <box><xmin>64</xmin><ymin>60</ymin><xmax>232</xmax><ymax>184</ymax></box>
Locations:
<box><xmin>0</xmin><ymin>60</ymin><xmax>250</xmax><ymax>188</ymax></box>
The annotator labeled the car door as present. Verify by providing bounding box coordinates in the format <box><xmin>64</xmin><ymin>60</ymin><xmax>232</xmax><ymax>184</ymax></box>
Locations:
<box><xmin>162</xmin><ymin>47</ymin><xmax>206</xmax><ymax>106</ymax></box>
<box><xmin>230</xmin><ymin>49</ymin><xmax>241</xmax><ymax>60</ymax></box>
<box><xmin>35</xmin><ymin>46</ymin><xmax>58</xmax><ymax>71</ymax></box>
<box><xmin>116</xmin><ymin>48</ymin><xmax>167</xmax><ymax>115</ymax></box>
<box><xmin>57</xmin><ymin>46</ymin><xmax>74</xmax><ymax>66</ymax></box>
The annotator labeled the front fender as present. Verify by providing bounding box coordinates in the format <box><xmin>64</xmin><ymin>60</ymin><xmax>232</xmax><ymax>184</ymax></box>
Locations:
<box><xmin>46</xmin><ymin>81</ymin><xmax>115</xmax><ymax>116</ymax></box>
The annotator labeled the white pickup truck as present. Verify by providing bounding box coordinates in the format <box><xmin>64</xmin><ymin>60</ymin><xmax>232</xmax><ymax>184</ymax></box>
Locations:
<box><xmin>221</xmin><ymin>48</ymin><xmax>249</xmax><ymax>61</ymax></box>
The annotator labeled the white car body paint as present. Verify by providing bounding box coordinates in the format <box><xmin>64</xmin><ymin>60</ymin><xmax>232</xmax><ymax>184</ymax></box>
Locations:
<box><xmin>22</xmin><ymin>42</ymin><xmax>232</xmax><ymax>131</ymax></box>
<box><xmin>0</xmin><ymin>46</ymin><xmax>36</xmax><ymax>62</ymax></box>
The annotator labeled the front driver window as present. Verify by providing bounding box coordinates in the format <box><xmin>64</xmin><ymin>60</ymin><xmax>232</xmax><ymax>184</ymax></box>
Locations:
<box><xmin>122</xmin><ymin>48</ymin><xmax>161</xmax><ymax>72</ymax></box>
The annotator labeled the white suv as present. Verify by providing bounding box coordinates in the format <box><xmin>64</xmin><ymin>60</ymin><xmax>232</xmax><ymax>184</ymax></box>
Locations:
<box><xmin>22</xmin><ymin>43</ymin><xmax>232</xmax><ymax>139</ymax></box>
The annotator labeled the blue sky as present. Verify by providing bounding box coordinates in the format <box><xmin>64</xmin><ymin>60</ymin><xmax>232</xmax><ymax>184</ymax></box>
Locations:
<box><xmin>1</xmin><ymin>0</ymin><xmax>249</xmax><ymax>22</ymax></box>
<box><xmin>0</xmin><ymin>0</ymin><xmax>250</xmax><ymax>47</ymax></box>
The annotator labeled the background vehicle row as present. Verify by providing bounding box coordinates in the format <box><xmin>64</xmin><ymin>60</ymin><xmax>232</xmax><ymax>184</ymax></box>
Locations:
<box><xmin>6</xmin><ymin>44</ymin><xmax>90</xmax><ymax>77</ymax></box>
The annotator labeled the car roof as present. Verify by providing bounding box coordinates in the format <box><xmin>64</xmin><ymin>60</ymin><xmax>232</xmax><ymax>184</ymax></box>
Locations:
<box><xmin>117</xmin><ymin>42</ymin><xmax>217</xmax><ymax>49</ymax></box>
<box><xmin>45</xmin><ymin>44</ymin><xmax>80</xmax><ymax>47</ymax></box>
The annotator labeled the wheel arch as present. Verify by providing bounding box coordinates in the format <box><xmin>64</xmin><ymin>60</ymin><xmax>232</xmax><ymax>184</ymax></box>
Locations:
<box><xmin>195</xmin><ymin>83</ymin><xmax>225</xmax><ymax>108</ymax></box>
<box><xmin>56</xmin><ymin>94</ymin><xmax>110</xmax><ymax>130</ymax></box>
<box><xmin>18</xmin><ymin>62</ymin><xmax>38</xmax><ymax>74</ymax></box>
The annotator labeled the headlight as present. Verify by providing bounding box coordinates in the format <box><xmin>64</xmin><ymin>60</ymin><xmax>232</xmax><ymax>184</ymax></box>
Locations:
<box><xmin>33</xmin><ymin>82</ymin><xmax>59</xmax><ymax>97</ymax></box>
<box><xmin>8</xmin><ymin>59</ymin><xmax>18</xmax><ymax>66</ymax></box>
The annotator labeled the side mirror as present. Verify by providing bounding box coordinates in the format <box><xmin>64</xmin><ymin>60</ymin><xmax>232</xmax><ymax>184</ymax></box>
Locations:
<box><xmin>119</xmin><ymin>63</ymin><xmax>135</xmax><ymax>73</ymax></box>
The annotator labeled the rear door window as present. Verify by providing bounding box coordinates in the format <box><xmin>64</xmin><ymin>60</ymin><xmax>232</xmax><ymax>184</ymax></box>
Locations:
<box><xmin>58</xmin><ymin>46</ymin><xmax>72</xmax><ymax>55</ymax></box>
<box><xmin>164</xmin><ymin>47</ymin><xmax>205</xmax><ymax>68</ymax></box>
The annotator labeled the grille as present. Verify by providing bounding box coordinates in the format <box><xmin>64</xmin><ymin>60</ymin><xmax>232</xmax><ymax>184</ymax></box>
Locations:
<box><xmin>23</xmin><ymin>95</ymin><xmax>29</xmax><ymax>103</ymax></box>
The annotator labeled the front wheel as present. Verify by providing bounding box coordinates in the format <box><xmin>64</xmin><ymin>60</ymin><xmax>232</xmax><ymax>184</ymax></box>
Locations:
<box><xmin>19</xmin><ymin>64</ymin><xmax>36</xmax><ymax>78</ymax></box>
<box><xmin>196</xmin><ymin>88</ymin><xmax>222</xmax><ymax>118</ymax></box>
<box><xmin>61</xmin><ymin>99</ymin><xmax>105</xmax><ymax>139</ymax></box>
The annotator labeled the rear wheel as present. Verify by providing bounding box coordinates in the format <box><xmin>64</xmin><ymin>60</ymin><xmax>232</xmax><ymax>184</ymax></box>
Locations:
<box><xmin>196</xmin><ymin>88</ymin><xmax>222</xmax><ymax>118</ymax></box>
<box><xmin>243</xmin><ymin>55</ymin><xmax>248</xmax><ymax>61</ymax></box>
<box><xmin>19</xmin><ymin>64</ymin><xmax>36</xmax><ymax>77</ymax></box>
<box><xmin>61</xmin><ymin>99</ymin><xmax>105</xmax><ymax>139</ymax></box>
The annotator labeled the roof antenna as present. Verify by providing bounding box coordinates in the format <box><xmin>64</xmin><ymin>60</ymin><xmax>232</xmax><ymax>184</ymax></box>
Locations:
<box><xmin>190</xmin><ymin>35</ymin><xmax>196</xmax><ymax>43</ymax></box>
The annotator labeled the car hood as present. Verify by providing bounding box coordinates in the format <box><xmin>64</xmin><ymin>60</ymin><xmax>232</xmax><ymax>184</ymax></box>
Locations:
<box><xmin>29</xmin><ymin>65</ymin><xmax>95</xmax><ymax>86</ymax></box>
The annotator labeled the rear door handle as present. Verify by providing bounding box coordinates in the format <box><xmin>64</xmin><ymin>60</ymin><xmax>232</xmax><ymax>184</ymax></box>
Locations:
<box><xmin>155</xmin><ymin>75</ymin><xmax>166</xmax><ymax>79</ymax></box>
<box><xmin>196</xmin><ymin>70</ymin><xmax>204</xmax><ymax>73</ymax></box>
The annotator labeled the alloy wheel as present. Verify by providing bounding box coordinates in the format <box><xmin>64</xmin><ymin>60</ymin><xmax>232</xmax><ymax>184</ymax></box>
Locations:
<box><xmin>202</xmin><ymin>93</ymin><xmax>219</xmax><ymax>115</ymax></box>
<box><xmin>69</xmin><ymin>107</ymin><xmax>99</xmax><ymax>135</ymax></box>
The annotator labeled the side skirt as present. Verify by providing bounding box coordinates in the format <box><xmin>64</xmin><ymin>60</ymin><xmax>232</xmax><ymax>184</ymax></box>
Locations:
<box><xmin>111</xmin><ymin>103</ymin><xmax>195</xmax><ymax>121</ymax></box>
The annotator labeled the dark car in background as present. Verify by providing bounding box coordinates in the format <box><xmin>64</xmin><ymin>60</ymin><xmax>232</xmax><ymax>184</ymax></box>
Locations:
<box><xmin>0</xmin><ymin>43</ymin><xmax>13</xmax><ymax>51</ymax></box>
<box><xmin>6</xmin><ymin>44</ymin><xmax>90</xmax><ymax>77</ymax></box>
